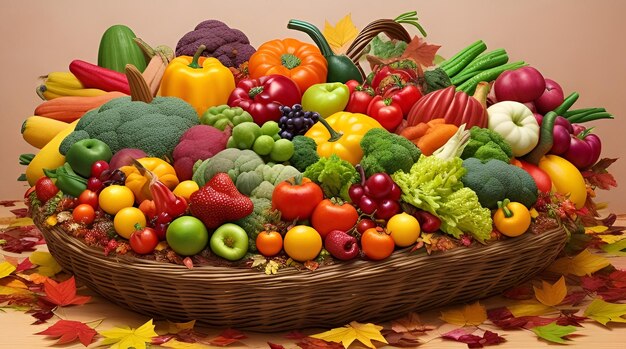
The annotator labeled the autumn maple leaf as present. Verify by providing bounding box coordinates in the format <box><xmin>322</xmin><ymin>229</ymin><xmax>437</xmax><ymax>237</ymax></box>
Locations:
<box><xmin>311</xmin><ymin>321</ymin><xmax>388</xmax><ymax>349</ymax></box>
<box><xmin>442</xmin><ymin>328</ymin><xmax>506</xmax><ymax>348</ymax></box>
<box><xmin>41</xmin><ymin>276</ymin><xmax>91</xmax><ymax>307</ymax></box>
<box><xmin>322</xmin><ymin>14</ymin><xmax>358</xmax><ymax>55</ymax></box>
<box><xmin>209</xmin><ymin>328</ymin><xmax>247</xmax><ymax>346</ymax></box>
<box><xmin>36</xmin><ymin>319</ymin><xmax>98</xmax><ymax>347</ymax></box>
<box><xmin>400</xmin><ymin>36</ymin><xmax>441</xmax><ymax>67</ymax></box>
<box><xmin>440</xmin><ymin>302</ymin><xmax>487</xmax><ymax>326</ymax></box>
<box><xmin>99</xmin><ymin>319</ymin><xmax>158</xmax><ymax>349</ymax></box>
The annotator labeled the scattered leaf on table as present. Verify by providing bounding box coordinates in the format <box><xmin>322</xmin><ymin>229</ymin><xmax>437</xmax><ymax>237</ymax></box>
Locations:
<box><xmin>297</xmin><ymin>337</ymin><xmax>344</xmax><ymax>349</ymax></box>
<box><xmin>531</xmin><ymin>322</ymin><xmax>577</xmax><ymax>344</ymax></box>
<box><xmin>167</xmin><ymin>320</ymin><xmax>196</xmax><ymax>334</ymax></box>
<box><xmin>209</xmin><ymin>328</ymin><xmax>247</xmax><ymax>346</ymax></box>
<box><xmin>442</xmin><ymin>328</ymin><xmax>506</xmax><ymax>348</ymax></box>
<box><xmin>323</xmin><ymin>14</ymin><xmax>358</xmax><ymax>55</ymax></box>
<box><xmin>99</xmin><ymin>319</ymin><xmax>158</xmax><ymax>349</ymax></box>
<box><xmin>533</xmin><ymin>276</ymin><xmax>567</xmax><ymax>307</ymax></box>
<box><xmin>36</xmin><ymin>319</ymin><xmax>98</xmax><ymax>347</ymax></box>
<box><xmin>0</xmin><ymin>199</ymin><xmax>20</xmax><ymax>207</ymax></box>
<box><xmin>583</xmin><ymin>298</ymin><xmax>626</xmax><ymax>325</ymax></box>
<box><xmin>0</xmin><ymin>228</ymin><xmax>37</xmax><ymax>253</ymax></box>
<box><xmin>610</xmin><ymin>270</ymin><xmax>626</xmax><ymax>288</ymax></box>
<box><xmin>507</xmin><ymin>300</ymin><xmax>555</xmax><ymax>317</ymax></box>
<box><xmin>440</xmin><ymin>301</ymin><xmax>487</xmax><ymax>326</ymax></box>
<box><xmin>8</xmin><ymin>217</ymin><xmax>34</xmax><ymax>227</ymax></box>
<box><xmin>41</xmin><ymin>276</ymin><xmax>91</xmax><ymax>306</ymax></box>
<box><xmin>10</xmin><ymin>207</ymin><xmax>29</xmax><ymax>218</ymax></box>
<box><xmin>162</xmin><ymin>339</ymin><xmax>212</xmax><ymax>349</ymax></box>
<box><xmin>399</xmin><ymin>36</ymin><xmax>441</xmax><ymax>67</ymax></box>
<box><xmin>0</xmin><ymin>277</ymin><xmax>28</xmax><ymax>289</ymax></box>
<box><xmin>268</xmin><ymin>342</ymin><xmax>286</xmax><ymax>349</ymax></box>
<box><xmin>391</xmin><ymin>312</ymin><xmax>435</xmax><ymax>333</ymax></box>
<box><xmin>602</xmin><ymin>238</ymin><xmax>626</xmax><ymax>256</ymax></box>
<box><xmin>29</xmin><ymin>251</ymin><xmax>62</xmax><ymax>277</ymax></box>
<box><xmin>311</xmin><ymin>321</ymin><xmax>388</xmax><ymax>349</ymax></box>
<box><xmin>0</xmin><ymin>261</ymin><xmax>16</xmax><ymax>279</ymax></box>
<box><xmin>15</xmin><ymin>258</ymin><xmax>34</xmax><ymax>273</ymax></box>
<box><xmin>548</xmin><ymin>249</ymin><xmax>610</xmax><ymax>276</ymax></box>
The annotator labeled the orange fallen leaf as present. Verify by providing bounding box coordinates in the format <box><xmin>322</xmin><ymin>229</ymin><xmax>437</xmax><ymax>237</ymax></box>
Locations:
<box><xmin>440</xmin><ymin>302</ymin><xmax>487</xmax><ymax>326</ymax></box>
<box><xmin>534</xmin><ymin>276</ymin><xmax>567</xmax><ymax>307</ymax></box>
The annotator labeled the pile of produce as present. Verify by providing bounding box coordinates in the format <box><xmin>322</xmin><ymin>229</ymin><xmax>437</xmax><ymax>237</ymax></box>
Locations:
<box><xmin>20</xmin><ymin>12</ymin><xmax>618</xmax><ymax>273</ymax></box>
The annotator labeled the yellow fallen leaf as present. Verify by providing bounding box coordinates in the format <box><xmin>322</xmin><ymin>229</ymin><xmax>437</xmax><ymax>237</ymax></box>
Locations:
<box><xmin>311</xmin><ymin>321</ymin><xmax>387</xmax><ymax>349</ymax></box>
<box><xmin>548</xmin><ymin>249</ymin><xmax>610</xmax><ymax>276</ymax></box>
<box><xmin>29</xmin><ymin>251</ymin><xmax>62</xmax><ymax>277</ymax></box>
<box><xmin>162</xmin><ymin>339</ymin><xmax>212</xmax><ymax>349</ymax></box>
<box><xmin>0</xmin><ymin>278</ymin><xmax>28</xmax><ymax>289</ymax></box>
<box><xmin>440</xmin><ymin>302</ymin><xmax>487</xmax><ymax>326</ymax></box>
<box><xmin>167</xmin><ymin>320</ymin><xmax>196</xmax><ymax>334</ymax></box>
<box><xmin>8</xmin><ymin>217</ymin><xmax>34</xmax><ymax>227</ymax></box>
<box><xmin>25</xmin><ymin>272</ymin><xmax>49</xmax><ymax>284</ymax></box>
<box><xmin>534</xmin><ymin>276</ymin><xmax>567</xmax><ymax>307</ymax></box>
<box><xmin>323</xmin><ymin>14</ymin><xmax>358</xmax><ymax>54</ymax></box>
<box><xmin>508</xmin><ymin>300</ymin><xmax>556</xmax><ymax>317</ymax></box>
<box><xmin>99</xmin><ymin>319</ymin><xmax>158</xmax><ymax>349</ymax></box>
<box><xmin>584</xmin><ymin>298</ymin><xmax>626</xmax><ymax>325</ymax></box>
<box><xmin>598</xmin><ymin>234</ymin><xmax>626</xmax><ymax>245</ymax></box>
<box><xmin>0</xmin><ymin>285</ymin><xmax>32</xmax><ymax>295</ymax></box>
<box><xmin>585</xmin><ymin>225</ymin><xmax>608</xmax><ymax>233</ymax></box>
<box><xmin>0</xmin><ymin>261</ymin><xmax>16</xmax><ymax>279</ymax></box>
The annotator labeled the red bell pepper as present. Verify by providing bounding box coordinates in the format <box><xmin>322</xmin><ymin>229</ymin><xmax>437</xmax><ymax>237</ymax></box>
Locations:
<box><xmin>366</xmin><ymin>95</ymin><xmax>403</xmax><ymax>132</ymax></box>
<box><xmin>345</xmin><ymin>85</ymin><xmax>375</xmax><ymax>114</ymax></box>
<box><xmin>69</xmin><ymin>60</ymin><xmax>130</xmax><ymax>94</ymax></box>
<box><xmin>383</xmin><ymin>84</ymin><xmax>422</xmax><ymax>116</ymax></box>
<box><xmin>227</xmin><ymin>74</ymin><xmax>301</xmax><ymax>124</ymax></box>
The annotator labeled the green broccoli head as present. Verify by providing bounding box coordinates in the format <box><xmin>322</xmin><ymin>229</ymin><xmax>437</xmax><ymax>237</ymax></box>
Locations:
<box><xmin>289</xmin><ymin>135</ymin><xmax>319</xmax><ymax>172</ymax></box>
<box><xmin>360</xmin><ymin>128</ymin><xmax>421</xmax><ymax>177</ymax></box>
<box><xmin>461</xmin><ymin>126</ymin><xmax>513</xmax><ymax>163</ymax></box>
<box><xmin>59</xmin><ymin>96</ymin><xmax>199</xmax><ymax>158</ymax></box>
<box><xmin>461</xmin><ymin>158</ymin><xmax>538</xmax><ymax>209</ymax></box>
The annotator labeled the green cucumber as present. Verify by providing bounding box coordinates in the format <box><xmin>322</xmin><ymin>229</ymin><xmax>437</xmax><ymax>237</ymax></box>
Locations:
<box><xmin>523</xmin><ymin>111</ymin><xmax>557</xmax><ymax>165</ymax></box>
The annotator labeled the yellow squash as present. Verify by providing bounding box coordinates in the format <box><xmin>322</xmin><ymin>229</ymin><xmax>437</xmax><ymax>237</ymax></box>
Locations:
<box><xmin>538</xmin><ymin>155</ymin><xmax>587</xmax><ymax>209</ymax></box>
<box><xmin>25</xmin><ymin>120</ymin><xmax>78</xmax><ymax>186</ymax></box>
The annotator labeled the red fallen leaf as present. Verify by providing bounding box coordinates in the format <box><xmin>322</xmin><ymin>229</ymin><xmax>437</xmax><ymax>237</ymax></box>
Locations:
<box><xmin>151</xmin><ymin>334</ymin><xmax>175</xmax><ymax>345</ymax></box>
<box><xmin>284</xmin><ymin>331</ymin><xmax>307</xmax><ymax>340</ymax></box>
<box><xmin>381</xmin><ymin>329</ymin><xmax>422</xmax><ymax>347</ymax></box>
<box><xmin>442</xmin><ymin>328</ymin><xmax>505</xmax><ymax>348</ymax></box>
<box><xmin>268</xmin><ymin>342</ymin><xmax>286</xmax><ymax>349</ymax></box>
<box><xmin>581</xmin><ymin>158</ymin><xmax>618</xmax><ymax>190</ymax></box>
<box><xmin>609</xmin><ymin>270</ymin><xmax>626</xmax><ymax>288</ymax></box>
<box><xmin>555</xmin><ymin>312</ymin><xmax>587</xmax><ymax>327</ymax></box>
<box><xmin>41</xmin><ymin>276</ymin><xmax>91</xmax><ymax>307</ymax></box>
<box><xmin>10</xmin><ymin>208</ymin><xmax>29</xmax><ymax>218</ymax></box>
<box><xmin>561</xmin><ymin>291</ymin><xmax>588</xmax><ymax>306</ymax></box>
<box><xmin>502</xmin><ymin>284</ymin><xmax>534</xmax><ymax>300</ymax></box>
<box><xmin>580</xmin><ymin>275</ymin><xmax>608</xmax><ymax>292</ymax></box>
<box><xmin>36</xmin><ymin>319</ymin><xmax>98</xmax><ymax>346</ymax></box>
<box><xmin>0</xmin><ymin>230</ymin><xmax>37</xmax><ymax>253</ymax></box>
<box><xmin>488</xmin><ymin>307</ymin><xmax>572</xmax><ymax>330</ymax></box>
<box><xmin>297</xmin><ymin>337</ymin><xmax>344</xmax><ymax>349</ymax></box>
<box><xmin>597</xmin><ymin>288</ymin><xmax>626</xmax><ymax>302</ymax></box>
<box><xmin>15</xmin><ymin>258</ymin><xmax>34</xmax><ymax>273</ymax></box>
<box><xmin>400</xmin><ymin>36</ymin><xmax>441</xmax><ymax>67</ymax></box>
<box><xmin>209</xmin><ymin>328</ymin><xmax>247</xmax><ymax>346</ymax></box>
<box><xmin>0</xmin><ymin>200</ymin><xmax>19</xmax><ymax>207</ymax></box>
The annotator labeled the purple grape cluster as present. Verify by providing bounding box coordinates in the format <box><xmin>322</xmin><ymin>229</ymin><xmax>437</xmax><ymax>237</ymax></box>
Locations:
<box><xmin>278</xmin><ymin>104</ymin><xmax>320</xmax><ymax>140</ymax></box>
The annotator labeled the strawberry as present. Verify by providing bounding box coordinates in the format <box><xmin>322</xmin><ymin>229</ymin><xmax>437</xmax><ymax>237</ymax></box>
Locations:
<box><xmin>189</xmin><ymin>173</ymin><xmax>253</xmax><ymax>229</ymax></box>
<box><xmin>35</xmin><ymin>177</ymin><xmax>59</xmax><ymax>203</ymax></box>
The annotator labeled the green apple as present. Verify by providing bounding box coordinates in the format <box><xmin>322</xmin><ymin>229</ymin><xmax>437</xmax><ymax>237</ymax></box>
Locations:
<box><xmin>166</xmin><ymin>216</ymin><xmax>209</xmax><ymax>256</ymax></box>
<box><xmin>65</xmin><ymin>138</ymin><xmax>112</xmax><ymax>177</ymax></box>
<box><xmin>301</xmin><ymin>82</ymin><xmax>350</xmax><ymax>119</ymax></box>
<box><xmin>209</xmin><ymin>223</ymin><xmax>249</xmax><ymax>261</ymax></box>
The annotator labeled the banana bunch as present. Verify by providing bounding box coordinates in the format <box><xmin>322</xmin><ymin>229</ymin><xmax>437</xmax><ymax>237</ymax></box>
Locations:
<box><xmin>36</xmin><ymin>72</ymin><xmax>107</xmax><ymax>100</ymax></box>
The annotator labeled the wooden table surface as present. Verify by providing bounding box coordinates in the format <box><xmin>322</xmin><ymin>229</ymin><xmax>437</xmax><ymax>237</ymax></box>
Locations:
<box><xmin>1</xmin><ymin>201</ymin><xmax>625</xmax><ymax>349</ymax></box>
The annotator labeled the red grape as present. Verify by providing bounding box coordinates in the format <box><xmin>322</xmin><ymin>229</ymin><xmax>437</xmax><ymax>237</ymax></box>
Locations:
<box><xmin>348</xmin><ymin>184</ymin><xmax>365</xmax><ymax>203</ymax></box>
<box><xmin>365</xmin><ymin>173</ymin><xmax>393</xmax><ymax>199</ymax></box>
<box><xmin>375</xmin><ymin>199</ymin><xmax>401</xmax><ymax>220</ymax></box>
<box><xmin>359</xmin><ymin>196</ymin><xmax>377</xmax><ymax>215</ymax></box>
<box><xmin>356</xmin><ymin>219</ymin><xmax>377</xmax><ymax>234</ymax></box>
<box><xmin>387</xmin><ymin>183</ymin><xmax>402</xmax><ymax>201</ymax></box>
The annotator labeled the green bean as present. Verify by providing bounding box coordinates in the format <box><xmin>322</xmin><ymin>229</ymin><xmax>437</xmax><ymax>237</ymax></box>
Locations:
<box><xmin>456</xmin><ymin>61</ymin><xmax>526</xmax><ymax>95</ymax></box>
<box><xmin>564</xmin><ymin>107</ymin><xmax>605</xmax><ymax>118</ymax></box>
<box><xmin>567</xmin><ymin>112</ymin><xmax>614</xmax><ymax>124</ymax></box>
<box><xmin>553</xmin><ymin>92</ymin><xmax>579</xmax><ymax>115</ymax></box>
<box><xmin>451</xmin><ymin>51</ymin><xmax>509</xmax><ymax>86</ymax></box>
<box><xmin>439</xmin><ymin>40</ymin><xmax>484</xmax><ymax>69</ymax></box>
<box><xmin>442</xmin><ymin>43</ymin><xmax>487</xmax><ymax>77</ymax></box>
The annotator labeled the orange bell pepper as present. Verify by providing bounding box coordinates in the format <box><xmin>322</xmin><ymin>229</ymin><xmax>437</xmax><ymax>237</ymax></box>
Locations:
<box><xmin>119</xmin><ymin>157</ymin><xmax>179</xmax><ymax>203</ymax></box>
<box><xmin>160</xmin><ymin>45</ymin><xmax>235</xmax><ymax>116</ymax></box>
<box><xmin>248</xmin><ymin>38</ymin><xmax>327</xmax><ymax>94</ymax></box>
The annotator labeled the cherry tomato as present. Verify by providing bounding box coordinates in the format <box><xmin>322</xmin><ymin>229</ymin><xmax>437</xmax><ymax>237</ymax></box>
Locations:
<box><xmin>91</xmin><ymin>160</ymin><xmax>110</xmax><ymax>179</ymax></box>
<box><xmin>386</xmin><ymin>213</ymin><xmax>421</xmax><ymax>247</ymax></box>
<box><xmin>98</xmin><ymin>185</ymin><xmax>135</xmax><ymax>215</ymax></box>
<box><xmin>272</xmin><ymin>177</ymin><xmax>324</xmax><ymax>221</ymax></box>
<box><xmin>361</xmin><ymin>227</ymin><xmax>395</xmax><ymax>260</ymax></box>
<box><xmin>366</xmin><ymin>95</ymin><xmax>403</xmax><ymax>131</ymax></box>
<box><xmin>72</xmin><ymin>203</ymin><xmax>95</xmax><ymax>225</ymax></box>
<box><xmin>129</xmin><ymin>227</ymin><xmax>160</xmax><ymax>254</ymax></box>
<box><xmin>344</xmin><ymin>79</ymin><xmax>361</xmax><ymax>94</ymax></box>
<box><xmin>113</xmin><ymin>207</ymin><xmax>147</xmax><ymax>239</ymax></box>
<box><xmin>283</xmin><ymin>225</ymin><xmax>322</xmax><ymax>262</ymax></box>
<box><xmin>356</xmin><ymin>219</ymin><xmax>377</xmax><ymax>235</ymax></box>
<box><xmin>310</xmin><ymin>199</ymin><xmax>359</xmax><ymax>239</ymax></box>
<box><xmin>256</xmin><ymin>230</ymin><xmax>283</xmax><ymax>257</ymax></box>
<box><xmin>77</xmin><ymin>189</ymin><xmax>99</xmax><ymax>209</ymax></box>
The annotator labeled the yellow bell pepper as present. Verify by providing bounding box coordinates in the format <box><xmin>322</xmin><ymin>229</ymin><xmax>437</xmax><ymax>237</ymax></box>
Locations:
<box><xmin>119</xmin><ymin>157</ymin><xmax>179</xmax><ymax>203</ymax></box>
<box><xmin>493</xmin><ymin>199</ymin><xmax>531</xmax><ymax>237</ymax></box>
<box><xmin>305</xmin><ymin>111</ymin><xmax>383</xmax><ymax>165</ymax></box>
<box><xmin>160</xmin><ymin>44</ymin><xmax>235</xmax><ymax>116</ymax></box>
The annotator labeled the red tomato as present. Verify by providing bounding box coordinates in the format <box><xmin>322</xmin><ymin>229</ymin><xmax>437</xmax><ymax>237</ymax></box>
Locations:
<box><xmin>310</xmin><ymin>199</ymin><xmax>359</xmax><ymax>239</ymax></box>
<box><xmin>366</xmin><ymin>95</ymin><xmax>403</xmax><ymax>131</ymax></box>
<box><xmin>72</xmin><ymin>203</ymin><xmax>95</xmax><ymax>225</ymax></box>
<box><xmin>361</xmin><ymin>227</ymin><xmax>395</xmax><ymax>260</ymax></box>
<box><xmin>256</xmin><ymin>230</ymin><xmax>283</xmax><ymax>257</ymax></box>
<box><xmin>513</xmin><ymin>159</ymin><xmax>552</xmax><ymax>193</ymax></box>
<box><xmin>77</xmin><ymin>189</ymin><xmax>99</xmax><ymax>209</ymax></box>
<box><xmin>344</xmin><ymin>79</ymin><xmax>361</xmax><ymax>94</ymax></box>
<box><xmin>138</xmin><ymin>199</ymin><xmax>157</xmax><ymax>222</ymax></box>
<box><xmin>345</xmin><ymin>86</ymin><xmax>375</xmax><ymax>114</ymax></box>
<box><xmin>272</xmin><ymin>177</ymin><xmax>324</xmax><ymax>221</ymax></box>
<box><xmin>129</xmin><ymin>227</ymin><xmax>160</xmax><ymax>254</ymax></box>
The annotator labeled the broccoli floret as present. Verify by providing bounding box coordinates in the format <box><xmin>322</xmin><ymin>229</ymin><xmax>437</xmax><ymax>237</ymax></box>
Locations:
<box><xmin>461</xmin><ymin>158</ymin><xmax>538</xmax><ymax>209</ymax></box>
<box><xmin>289</xmin><ymin>135</ymin><xmax>319</xmax><ymax>172</ymax></box>
<box><xmin>59</xmin><ymin>96</ymin><xmax>199</xmax><ymax>159</ymax></box>
<box><xmin>461</xmin><ymin>126</ymin><xmax>513</xmax><ymax>163</ymax></box>
<box><xmin>360</xmin><ymin>128</ymin><xmax>422</xmax><ymax>177</ymax></box>
<box><xmin>233</xmin><ymin>197</ymin><xmax>273</xmax><ymax>252</ymax></box>
<box><xmin>423</xmin><ymin>67</ymin><xmax>452</xmax><ymax>93</ymax></box>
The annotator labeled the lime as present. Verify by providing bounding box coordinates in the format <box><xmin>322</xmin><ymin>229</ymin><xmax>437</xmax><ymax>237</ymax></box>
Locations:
<box><xmin>269</xmin><ymin>139</ymin><xmax>294</xmax><ymax>162</ymax></box>
<box><xmin>252</xmin><ymin>135</ymin><xmax>275</xmax><ymax>156</ymax></box>
<box><xmin>260</xmin><ymin>121</ymin><xmax>280</xmax><ymax>136</ymax></box>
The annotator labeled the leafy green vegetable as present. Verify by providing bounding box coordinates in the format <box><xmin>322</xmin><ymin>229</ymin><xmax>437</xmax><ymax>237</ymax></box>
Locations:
<box><xmin>461</xmin><ymin>126</ymin><xmax>513</xmax><ymax>163</ymax></box>
<box><xmin>368</xmin><ymin>35</ymin><xmax>407</xmax><ymax>59</ymax></box>
<box><xmin>303</xmin><ymin>154</ymin><xmax>359</xmax><ymax>201</ymax></box>
<box><xmin>391</xmin><ymin>155</ymin><xmax>492</xmax><ymax>242</ymax></box>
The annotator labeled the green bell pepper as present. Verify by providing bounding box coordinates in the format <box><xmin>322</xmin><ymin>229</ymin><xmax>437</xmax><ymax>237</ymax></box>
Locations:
<box><xmin>44</xmin><ymin>163</ymin><xmax>88</xmax><ymax>198</ymax></box>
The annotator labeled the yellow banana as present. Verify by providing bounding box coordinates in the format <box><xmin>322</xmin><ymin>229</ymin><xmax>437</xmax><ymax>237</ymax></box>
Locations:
<box><xmin>37</xmin><ymin>72</ymin><xmax>107</xmax><ymax>100</ymax></box>
<box><xmin>25</xmin><ymin>120</ymin><xmax>78</xmax><ymax>186</ymax></box>
<box><xmin>21</xmin><ymin>116</ymin><xmax>69</xmax><ymax>149</ymax></box>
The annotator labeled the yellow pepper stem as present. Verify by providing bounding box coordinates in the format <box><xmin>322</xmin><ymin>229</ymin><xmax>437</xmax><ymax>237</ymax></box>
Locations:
<box><xmin>497</xmin><ymin>199</ymin><xmax>513</xmax><ymax>218</ymax></box>
<box><xmin>315</xmin><ymin>116</ymin><xmax>343</xmax><ymax>142</ymax></box>
<box><xmin>188</xmin><ymin>45</ymin><xmax>207</xmax><ymax>69</ymax></box>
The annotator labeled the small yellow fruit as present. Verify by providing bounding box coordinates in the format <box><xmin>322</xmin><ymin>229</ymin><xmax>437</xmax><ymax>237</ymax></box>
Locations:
<box><xmin>386</xmin><ymin>212</ymin><xmax>421</xmax><ymax>247</ymax></box>
<box><xmin>173</xmin><ymin>180</ymin><xmax>200</xmax><ymax>201</ymax></box>
<box><xmin>98</xmin><ymin>185</ymin><xmax>135</xmax><ymax>215</ymax></box>
<box><xmin>113</xmin><ymin>207</ymin><xmax>146</xmax><ymax>239</ymax></box>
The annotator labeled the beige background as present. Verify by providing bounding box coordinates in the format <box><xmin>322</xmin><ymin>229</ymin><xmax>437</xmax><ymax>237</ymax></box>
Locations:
<box><xmin>1</xmin><ymin>0</ymin><xmax>624</xmax><ymax>212</ymax></box>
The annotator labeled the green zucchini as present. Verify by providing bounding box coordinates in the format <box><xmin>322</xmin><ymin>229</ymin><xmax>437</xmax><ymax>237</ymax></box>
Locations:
<box><xmin>98</xmin><ymin>25</ymin><xmax>147</xmax><ymax>73</ymax></box>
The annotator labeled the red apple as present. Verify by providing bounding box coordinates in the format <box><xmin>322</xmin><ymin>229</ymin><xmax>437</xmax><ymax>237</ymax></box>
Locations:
<box><xmin>324</xmin><ymin>230</ymin><xmax>360</xmax><ymax>261</ymax></box>
<box><xmin>534</xmin><ymin>79</ymin><xmax>564</xmax><ymax>114</ymax></box>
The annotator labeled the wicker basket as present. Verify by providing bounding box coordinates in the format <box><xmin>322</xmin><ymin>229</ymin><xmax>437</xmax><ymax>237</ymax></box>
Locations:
<box><xmin>34</xmin><ymin>214</ymin><xmax>567</xmax><ymax>332</ymax></box>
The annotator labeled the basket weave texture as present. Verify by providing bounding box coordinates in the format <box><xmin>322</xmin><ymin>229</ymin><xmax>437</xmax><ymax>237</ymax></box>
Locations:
<box><xmin>35</xmin><ymin>215</ymin><xmax>567</xmax><ymax>332</ymax></box>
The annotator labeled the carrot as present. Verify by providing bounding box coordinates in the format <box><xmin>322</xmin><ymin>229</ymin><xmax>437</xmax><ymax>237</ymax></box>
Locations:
<box><xmin>34</xmin><ymin>91</ymin><xmax>127</xmax><ymax>122</ymax></box>
<box><xmin>417</xmin><ymin>123</ymin><xmax>459</xmax><ymax>156</ymax></box>
<box><xmin>399</xmin><ymin>122</ymin><xmax>430</xmax><ymax>141</ymax></box>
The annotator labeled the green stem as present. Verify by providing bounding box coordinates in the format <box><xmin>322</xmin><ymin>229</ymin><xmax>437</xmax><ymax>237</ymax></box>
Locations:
<box><xmin>315</xmin><ymin>116</ymin><xmax>344</xmax><ymax>142</ymax></box>
<box><xmin>498</xmin><ymin>199</ymin><xmax>513</xmax><ymax>218</ymax></box>
<box><xmin>188</xmin><ymin>45</ymin><xmax>206</xmax><ymax>69</ymax></box>
<box><xmin>248</xmin><ymin>86</ymin><xmax>264</xmax><ymax>98</ymax></box>
<box><xmin>287</xmin><ymin>19</ymin><xmax>335</xmax><ymax>57</ymax></box>
<box><xmin>393</xmin><ymin>11</ymin><xmax>427</xmax><ymax>37</ymax></box>
<box><xmin>280</xmin><ymin>54</ymin><xmax>301</xmax><ymax>69</ymax></box>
